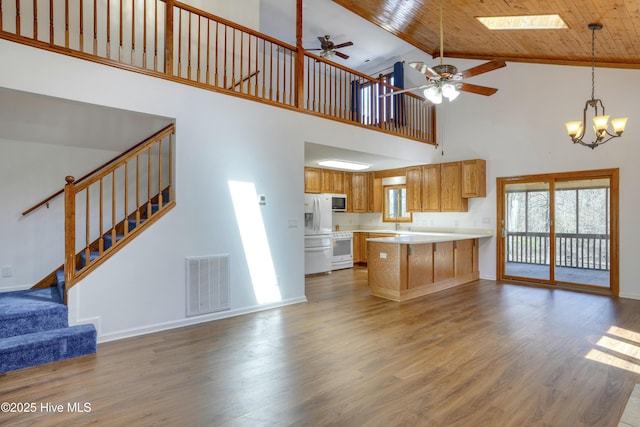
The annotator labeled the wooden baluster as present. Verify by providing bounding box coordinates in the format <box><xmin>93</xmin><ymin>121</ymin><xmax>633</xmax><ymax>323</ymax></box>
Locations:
<box><xmin>261</xmin><ymin>38</ymin><xmax>266</xmax><ymax>98</ymax></box>
<box><xmin>205</xmin><ymin>19</ymin><xmax>210</xmax><ymax>85</ymax></box>
<box><xmin>196</xmin><ymin>15</ymin><xmax>201</xmax><ymax>82</ymax></box>
<box><xmin>164</xmin><ymin>0</ymin><xmax>173</xmax><ymax>75</ymax></box>
<box><xmin>246</xmin><ymin>34</ymin><xmax>251</xmax><ymax>94</ymax></box>
<box><xmin>168</xmin><ymin>131</ymin><xmax>173</xmax><ymax>202</ymax></box>
<box><xmin>268</xmin><ymin>41</ymin><xmax>273</xmax><ymax>100</ymax></box>
<box><xmin>147</xmin><ymin>147</ymin><xmax>152</xmax><ymax>219</ymax></box>
<box><xmin>223</xmin><ymin>24</ymin><xmax>227</xmax><ymax>88</ymax></box>
<box><xmin>239</xmin><ymin>31</ymin><xmax>244</xmax><ymax>93</ymax></box>
<box><xmin>106</xmin><ymin>0</ymin><xmax>111</xmax><ymax>58</ymax></box>
<box><xmin>118</xmin><ymin>0</ymin><xmax>122</xmax><ymax>61</ymax></box>
<box><xmin>157</xmin><ymin>139</ymin><xmax>163</xmax><ymax>209</ymax></box>
<box><xmin>130</xmin><ymin>0</ymin><xmax>135</xmax><ymax>64</ymax></box>
<box><xmin>79</xmin><ymin>0</ymin><xmax>83</xmax><ymax>51</ymax></box>
<box><xmin>99</xmin><ymin>177</ymin><xmax>105</xmax><ymax>254</ymax></box>
<box><xmin>214</xmin><ymin>21</ymin><xmax>219</xmax><ymax>86</ymax></box>
<box><xmin>64</xmin><ymin>176</ymin><xmax>76</xmax><ymax>304</ymax></box>
<box><xmin>133</xmin><ymin>154</ymin><xmax>140</xmax><ymax>235</ymax></box>
<box><xmin>93</xmin><ymin>0</ymin><xmax>97</xmax><ymax>54</ymax></box>
<box><xmin>49</xmin><ymin>0</ymin><xmax>54</xmax><ymax>45</ymax></box>
<box><xmin>323</xmin><ymin>62</ymin><xmax>327</xmax><ymax>114</ymax></box>
<box><xmin>289</xmin><ymin>49</ymin><xmax>294</xmax><ymax>105</ymax></box>
<box><xmin>177</xmin><ymin>7</ymin><xmax>182</xmax><ymax>77</ymax></box>
<box><xmin>187</xmin><ymin>11</ymin><xmax>191</xmax><ymax>79</ymax></box>
<box><xmin>295</xmin><ymin>0</ymin><xmax>303</xmax><ymax>109</ymax></box>
<box><xmin>231</xmin><ymin>27</ymin><xmax>236</xmax><ymax>90</ymax></box>
<box><xmin>153</xmin><ymin>0</ymin><xmax>158</xmax><ymax>70</ymax></box>
<box><xmin>84</xmin><ymin>185</ymin><xmax>90</xmax><ymax>267</ymax></box>
<box><xmin>276</xmin><ymin>44</ymin><xmax>280</xmax><ymax>102</ymax></box>
<box><xmin>143</xmin><ymin>0</ymin><xmax>147</xmax><ymax>67</ymax></box>
<box><xmin>15</xmin><ymin>0</ymin><xmax>20</xmax><ymax>36</ymax></box>
<box><xmin>378</xmin><ymin>74</ymin><xmax>384</xmax><ymax>129</ymax></box>
<box><xmin>254</xmin><ymin>35</ymin><xmax>259</xmax><ymax>97</ymax></box>
<box><xmin>0</xmin><ymin>0</ymin><xmax>3</xmax><ymax>32</ymax></box>
<box><xmin>33</xmin><ymin>0</ymin><xmax>37</xmax><ymax>39</ymax></box>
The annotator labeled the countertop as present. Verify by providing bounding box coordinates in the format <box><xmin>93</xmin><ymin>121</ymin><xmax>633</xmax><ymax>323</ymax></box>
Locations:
<box><xmin>365</xmin><ymin>230</ymin><xmax>492</xmax><ymax>244</ymax></box>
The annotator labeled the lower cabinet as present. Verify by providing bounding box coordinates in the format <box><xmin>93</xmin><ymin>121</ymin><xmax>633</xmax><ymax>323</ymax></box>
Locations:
<box><xmin>368</xmin><ymin>238</ymin><xmax>480</xmax><ymax>301</ymax></box>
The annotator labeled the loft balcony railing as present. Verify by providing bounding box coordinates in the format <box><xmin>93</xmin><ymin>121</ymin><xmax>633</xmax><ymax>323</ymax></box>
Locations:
<box><xmin>0</xmin><ymin>0</ymin><xmax>435</xmax><ymax>144</ymax></box>
<box><xmin>506</xmin><ymin>231</ymin><xmax>610</xmax><ymax>271</ymax></box>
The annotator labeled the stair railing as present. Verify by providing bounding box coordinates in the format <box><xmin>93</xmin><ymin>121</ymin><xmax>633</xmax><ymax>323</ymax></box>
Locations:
<box><xmin>63</xmin><ymin>123</ymin><xmax>176</xmax><ymax>297</ymax></box>
<box><xmin>0</xmin><ymin>0</ymin><xmax>435</xmax><ymax>144</ymax></box>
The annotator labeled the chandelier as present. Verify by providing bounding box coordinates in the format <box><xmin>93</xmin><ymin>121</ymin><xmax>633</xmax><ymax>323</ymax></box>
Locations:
<box><xmin>565</xmin><ymin>24</ymin><xmax>628</xmax><ymax>149</ymax></box>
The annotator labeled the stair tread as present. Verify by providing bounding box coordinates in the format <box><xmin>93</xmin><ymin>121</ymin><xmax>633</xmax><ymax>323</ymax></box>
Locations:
<box><xmin>0</xmin><ymin>324</ymin><xmax>97</xmax><ymax>374</ymax></box>
<box><xmin>0</xmin><ymin>324</ymin><xmax>96</xmax><ymax>348</ymax></box>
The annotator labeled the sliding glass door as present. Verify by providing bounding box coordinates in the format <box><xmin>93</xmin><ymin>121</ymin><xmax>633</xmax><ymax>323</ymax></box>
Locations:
<box><xmin>497</xmin><ymin>169</ymin><xmax>618</xmax><ymax>295</ymax></box>
<box><xmin>503</xmin><ymin>181</ymin><xmax>551</xmax><ymax>282</ymax></box>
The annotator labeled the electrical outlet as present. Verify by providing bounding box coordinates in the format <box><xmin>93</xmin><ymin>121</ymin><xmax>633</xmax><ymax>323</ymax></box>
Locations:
<box><xmin>380</xmin><ymin>253</ymin><xmax>387</xmax><ymax>259</ymax></box>
<box><xmin>1</xmin><ymin>266</ymin><xmax>12</xmax><ymax>278</ymax></box>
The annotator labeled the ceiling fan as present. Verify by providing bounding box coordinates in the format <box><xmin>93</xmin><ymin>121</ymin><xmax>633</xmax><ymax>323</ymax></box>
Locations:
<box><xmin>307</xmin><ymin>35</ymin><xmax>353</xmax><ymax>59</ymax></box>
<box><xmin>383</xmin><ymin>0</ymin><xmax>505</xmax><ymax>104</ymax></box>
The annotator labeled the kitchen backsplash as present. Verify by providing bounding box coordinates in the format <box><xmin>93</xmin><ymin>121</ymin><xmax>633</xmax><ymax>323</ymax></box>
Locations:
<box><xmin>332</xmin><ymin>212</ymin><xmax>494</xmax><ymax>234</ymax></box>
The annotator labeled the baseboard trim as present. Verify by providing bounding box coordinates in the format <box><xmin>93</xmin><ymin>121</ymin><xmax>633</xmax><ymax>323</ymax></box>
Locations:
<box><xmin>96</xmin><ymin>296</ymin><xmax>308</xmax><ymax>343</ymax></box>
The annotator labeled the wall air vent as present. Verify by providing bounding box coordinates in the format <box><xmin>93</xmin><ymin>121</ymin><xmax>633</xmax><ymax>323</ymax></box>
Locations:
<box><xmin>186</xmin><ymin>255</ymin><xmax>230</xmax><ymax>317</ymax></box>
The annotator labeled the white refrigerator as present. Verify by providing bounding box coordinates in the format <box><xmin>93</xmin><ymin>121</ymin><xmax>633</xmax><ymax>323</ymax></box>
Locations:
<box><xmin>304</xmin><ymin>193</ymin><xmax>332</xmax><ymax>275</ymax></box>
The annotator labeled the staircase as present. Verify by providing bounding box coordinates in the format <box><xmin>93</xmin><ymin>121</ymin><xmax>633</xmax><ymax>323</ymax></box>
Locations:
<box><xmin>0</xmin><ymin>125</ymin><xmax>176</xmax><ymax>374</ymax></box>
<box><xmin>0</xmin><ymin>287</ymin><xmax>96</xmax><ymax>374</ymax></box>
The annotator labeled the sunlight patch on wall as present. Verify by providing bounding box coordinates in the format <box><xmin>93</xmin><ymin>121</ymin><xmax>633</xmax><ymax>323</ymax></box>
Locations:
<box><xmin>228</xmin><ymin>180</ymin><xmax>281</xmax><ymax>305</ymax></box>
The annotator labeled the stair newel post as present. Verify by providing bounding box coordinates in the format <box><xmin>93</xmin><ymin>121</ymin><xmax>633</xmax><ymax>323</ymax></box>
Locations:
<box><xmin>64</xmin><ymin>176</ymin><xmax>76</xmax><ymax>305</ymax></box>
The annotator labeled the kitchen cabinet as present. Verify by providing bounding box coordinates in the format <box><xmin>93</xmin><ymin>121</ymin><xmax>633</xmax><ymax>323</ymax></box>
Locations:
<box><xmin>461</xmin><ymin>159</ymin><xmax>486</xmax><ymax>198</ymax></box>
<box><xmin>353</xmin><ymin>232</ymin><xmax>367</xmax><ymax>264</ymax></box>
<box><xmin>440</xmin><ymin>161</ymin><xmax>468</xmax><ymax>212</ymax></box>
<box><xmin>343</xmin><ymin>171</ymin><xmax>353</xmax><ymax>212</ymax></box>
<box><xmin>406</xmin><ymin>166</ymin><xmax>423</xmax><ymax>212</ymax></box>
<box><xmin>371</xmin><ymin>176</ymin><xmax>382</xmax><ymax>213</ymax></box>
<box><xmin>351</xmin><ymin>172</ymin><xmax>369</xmax><ymax>212</ymax></box>
<box><xmin>422</xmin><ymin>164</ymin><xmax>441</xmax><ymax>212</ymax></box>
<box><xmin>367</xmin><ymin>235</ymin><xmax>482</xmax><ymax>301</ymax></box>
<box><xmin>304</xmin><ymin>167</ymin><xmax>323</xmax><ymax>193</ymax></box>
<box><xmin>321</xmin><ymin>169</ymin><xmax>346</xmax><ymax>194</ymax></box>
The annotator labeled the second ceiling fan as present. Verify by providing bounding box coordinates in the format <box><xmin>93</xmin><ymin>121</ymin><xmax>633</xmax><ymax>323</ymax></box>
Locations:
<box><xmin>307</xmin><ymin>35</ymin><xmax>353</xmax><ymax>59</ymax></box>
<box><xmin>384</xmin><ymin>0</ymin><xmax>506</xmax><ymax>104</ymax></box>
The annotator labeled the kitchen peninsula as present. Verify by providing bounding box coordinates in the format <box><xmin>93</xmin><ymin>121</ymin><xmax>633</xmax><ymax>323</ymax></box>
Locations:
<box><xmin>367</xmin><ymin>232</ymin><xmax>491</xmax><ymax>301</ymax></box>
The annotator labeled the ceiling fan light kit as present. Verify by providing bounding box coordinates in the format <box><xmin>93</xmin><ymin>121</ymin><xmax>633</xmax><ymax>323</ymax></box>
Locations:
<box><xmin>380</xmin><ymin>0</ymin><xmax>505</xmax><ymax>104</ymax></box>
<box><xmin>565</xmin><ymin>23</ymin><xmax>628</xmax><ymax>149</ymax></box>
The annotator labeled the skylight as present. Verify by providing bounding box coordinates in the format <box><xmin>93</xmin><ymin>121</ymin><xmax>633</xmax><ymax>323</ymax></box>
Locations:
<box><xmin>476</xmin><ymin>14</ymin><xmax>568</xmax><ymax>30</ymax></box>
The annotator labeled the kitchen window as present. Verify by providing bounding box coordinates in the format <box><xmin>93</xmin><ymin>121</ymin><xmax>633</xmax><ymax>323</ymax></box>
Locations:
<box><xmin>383</xmin><ymin>185</ymin><xmax>412</xmax><ymax>223</ymax></box>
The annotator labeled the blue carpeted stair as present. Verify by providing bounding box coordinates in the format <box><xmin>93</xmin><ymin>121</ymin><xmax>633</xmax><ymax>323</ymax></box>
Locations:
<box><xmin>0</xmin><ymin>287</ymin><xmax>97</xmax><ymax>374</ymax></box>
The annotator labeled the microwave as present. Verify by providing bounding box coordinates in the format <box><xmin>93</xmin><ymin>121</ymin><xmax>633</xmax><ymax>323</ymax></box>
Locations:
<box><xmin>331</xmin><ymin>194</ymin><xmax>347</xmax><ymax>212</ymax></box>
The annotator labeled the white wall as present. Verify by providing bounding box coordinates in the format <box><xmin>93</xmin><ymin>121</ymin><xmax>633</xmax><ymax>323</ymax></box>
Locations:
<box><xmin>0</xmin><ymin>139</ymin><xmax>120</xmax><ymax>290</ymax></box>
<box><xmin>0</xmin><ymin>39</ymin><xmax>433</xmax><ymax>341</ymax></box>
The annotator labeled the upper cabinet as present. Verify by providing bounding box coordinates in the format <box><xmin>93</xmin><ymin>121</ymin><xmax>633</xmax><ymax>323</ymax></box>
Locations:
<box><xmin>461</xmin><ymin>159</ymin><xmax>486</xmax><ymax>198</ymax></box>
<box><xmin>406</xmin><ymin>166</ymin><xmax>423</xmax><ymax>212</ymax></box>
<box><xmin>422</xmin><ymin>163</ymin><xmax>441</xmax><ymax>212</ymax></box>
<box><xmin>322</xmin><ymin>169</ymin><xmax>346</xmax><ymax>194</ymax></box>
<box><xmin>351</xmin><ymin>172</ymin><xmax>369</xmax><ymax>213</ymax></box>
<box><xmin>440</xmin><ymin>162</ymin><xmax>469</xmax><ymax>212</ymax></box>
<box><xmin>305</xmin><ymin>159</ymin><xmax>485</xmax><ymax>213</ymax></box>
<box><xmin>304</xmin><ymin>167</ymin><xmax>323</xmax><ymax>193</ymax></box>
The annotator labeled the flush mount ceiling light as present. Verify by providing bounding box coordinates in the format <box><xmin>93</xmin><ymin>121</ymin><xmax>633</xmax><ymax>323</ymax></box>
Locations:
<box><xmin>476</xmin><ymin>14</ymin><xmax>568</xmax><ymax>30</ymax></box>
<box><xmin>317</xmin><ymin>160</ymin><xmax>370</xmax><ymax>171</ymax></box>
<box><xmin>565</xmin><ymin>24</ymin><xmax>628</xmax><ymax>149</ymax></box>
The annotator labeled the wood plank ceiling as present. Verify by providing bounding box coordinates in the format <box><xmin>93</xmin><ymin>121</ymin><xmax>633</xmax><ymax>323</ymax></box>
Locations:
<box><xmin>333</xmin><ymin>0</ymin><xmax>640</xmax><ymax>69</ymax></box>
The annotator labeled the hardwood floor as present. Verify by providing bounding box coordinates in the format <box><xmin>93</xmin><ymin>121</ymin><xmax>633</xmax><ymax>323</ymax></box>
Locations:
<box><xmin>2</xmin><ymin>268</ymin><xmax>640</xmax><ymax>426</ymax></box>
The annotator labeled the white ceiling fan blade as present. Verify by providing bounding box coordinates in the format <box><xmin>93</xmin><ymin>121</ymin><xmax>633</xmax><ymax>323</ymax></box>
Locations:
<box><xmin>378</xmin><ymin>84</ymin><xmax>430</xmax><ymax>98</ymax></box>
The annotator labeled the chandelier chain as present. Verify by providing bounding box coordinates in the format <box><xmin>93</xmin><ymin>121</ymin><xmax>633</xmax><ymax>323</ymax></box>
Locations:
<box><xmin>591</xmin><ymin>26</ymin><xmax>596</xmax><ymax>101</ymax></box>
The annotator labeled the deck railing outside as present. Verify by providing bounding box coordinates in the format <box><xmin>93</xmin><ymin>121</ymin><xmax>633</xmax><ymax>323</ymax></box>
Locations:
<box><xmin>0</xmin><ymin>0</ymin><xmax>435</xmax><ymax>144</ymax></box>
<box><xmin>506</xmin><ymin>231</ymin><xmax>610</xmax><ymax>271</ymax></box>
